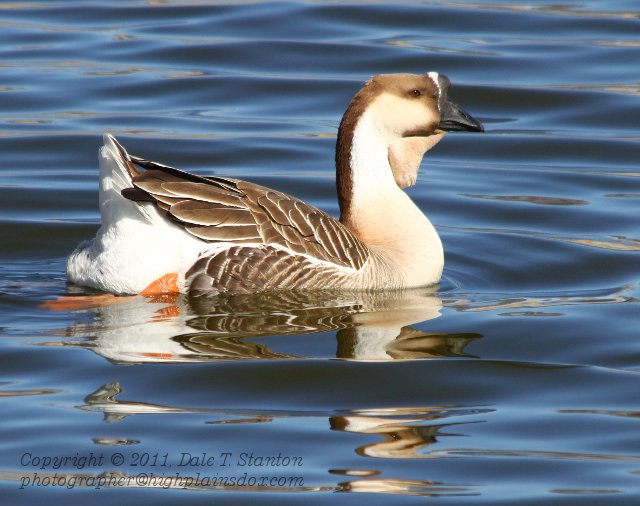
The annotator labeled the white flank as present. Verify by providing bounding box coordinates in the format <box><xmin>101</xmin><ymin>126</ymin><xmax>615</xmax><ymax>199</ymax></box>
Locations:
<box><xmin>67</xmin><ymin>134</ymin><xmax>208</xmax><ymax>294</ymax></box>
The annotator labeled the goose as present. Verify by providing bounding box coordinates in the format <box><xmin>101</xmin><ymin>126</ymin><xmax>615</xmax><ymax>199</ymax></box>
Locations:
<box><xmin>66</xmin><ymin>72</ymin><xmax>483</xmax><ymax>297</ymax></box>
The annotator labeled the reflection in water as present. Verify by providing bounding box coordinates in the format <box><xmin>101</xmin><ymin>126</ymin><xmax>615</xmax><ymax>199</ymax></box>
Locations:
<box><xmin>92</xmin><ymin>437</ymin><xmax>140</xmax><ymax>446</ymax></box>
<box><xmin>78</xmin><ymin>382</ymin><xmax>199</xmax><ymax>423</ymax></box>
<box><xmin>73</xmin><ymin>380</ymin><xmax>640</xmax><ymax>495</ymax></box>
<box><xmin>330</xmin><ymin>407</ymin><xmax>486</xmax><ymax>459</ymax></box>
<box><xmin>77</xmin><ymin>382</ymin><xmax>487</xmax><ymax>496</ymax></box>
<box><xmin>563</xmin><ymin>237</ymin><xmax>640</xmax><ymax>252</ymax></box>
<box><xmin>336</xmin><ymin>478</ymin><xmax>478</xmax><ymax>496</ymax></box>
<box><xmin>0</xmin><ymin>468</ymin><xmax>476</xmax><ymax>495</ymax></box>
<box><xmin>48</xmin><ymin>289</ymin><xmax>481</xmax><ymax>363</ymax></box>
<box><xmin>449</xmin><ymin>2</ymin><xmax>640</xmax><ymax>20</ymax></box>
<box><xmin>559</xmin><ymin>409</ymin><xmax>640</xmax><ymax>419</ymax></box>
<box><xmin>2</xmin><ymin>466</ymin><xmax>477</xmax><ymax>496</ymax></box>
<box><xmin>0</xmin><ymin>469</ymin><xmax>327</xmax><ymax>494</ymax></box>
<box><xmin>421</xmin><ymin>448</ymin><xmax>640</xmax><ymax>463</ymax></box>
<box><xmin>0</xmin><ymin>388</ymin><xmax>59</xmax><ymax>397</ymax></box>
<box><xmin>447</xmin><ymin>287</ymin><xmax>635</xmax><ymax>314</ymax></box>
<box><xmin>462</xmin><ymin>193</ymin><xmax>588</xmax><ymax>206</ymax></box>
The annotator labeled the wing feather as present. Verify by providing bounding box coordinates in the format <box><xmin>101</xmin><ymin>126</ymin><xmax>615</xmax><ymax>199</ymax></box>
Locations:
<box><xmin>120</xmin><ymin>149</ymin><xmax>369</xmax><ymax>271</ymax></box>
<box><xmin>170</xmin><ymin>201</ymin><xmax>255</xmax><ymax>226</ymax></box>
<box><xmin>185</xmin><ymin>224</ymin><xmax>262</xmax><ymax>242</ymax></box>
<box><xmin>161</xmin><ymin>181</ymin><xmax>245</xmax><ymax>207</ymax></box>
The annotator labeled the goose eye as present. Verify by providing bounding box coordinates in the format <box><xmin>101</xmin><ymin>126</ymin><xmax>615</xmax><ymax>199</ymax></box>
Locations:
<box><xmin>410</xmin><ymin>88</ymin><xmax>422</xmax><ymax>98</ymax></box>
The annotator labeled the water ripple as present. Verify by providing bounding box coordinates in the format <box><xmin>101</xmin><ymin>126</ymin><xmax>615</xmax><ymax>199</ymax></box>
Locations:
<box><xmin>1</xmin><ymin>1</ymin><xmax>640</xmax><ymax>503</ymax></box>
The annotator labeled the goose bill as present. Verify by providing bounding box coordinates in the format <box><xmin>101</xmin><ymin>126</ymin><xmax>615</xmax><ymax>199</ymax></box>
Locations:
<box><xmin>439</xmin><ymin>99</ymin><xmax>484</xmax><ymax>132</ymax></box>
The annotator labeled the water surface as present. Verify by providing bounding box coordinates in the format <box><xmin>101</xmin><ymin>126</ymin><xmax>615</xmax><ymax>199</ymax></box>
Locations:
<box><xmin>1</xmin><ymin>1</ymin><xmax>639</xmax><ymax>504</ymax></box>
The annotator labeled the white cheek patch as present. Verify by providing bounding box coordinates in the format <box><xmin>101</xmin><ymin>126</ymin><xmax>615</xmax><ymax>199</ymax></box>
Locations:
<box><xmin>427</xmin><ymin>71</ymin><xmax>441</xmax><ymax>109</ymax></box>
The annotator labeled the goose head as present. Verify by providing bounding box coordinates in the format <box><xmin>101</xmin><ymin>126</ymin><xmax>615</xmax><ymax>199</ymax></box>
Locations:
<box><xmin>336</xmin><ymin>73</ymin><xmax>483</xmax><ymax>218</ymax></box>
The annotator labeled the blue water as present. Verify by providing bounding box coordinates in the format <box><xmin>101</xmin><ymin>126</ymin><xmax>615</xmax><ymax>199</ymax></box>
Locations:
<box><xmin>1</xmin><ymin>1</ymin><xmax>639</xmax><ymax>504</ymax></box>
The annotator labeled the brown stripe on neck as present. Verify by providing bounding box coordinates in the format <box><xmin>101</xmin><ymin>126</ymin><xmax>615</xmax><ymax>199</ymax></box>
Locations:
<box><xmin>335</xmin><ymin>80</ymin><xmax>379</xmax><ymax>225</ymax></box>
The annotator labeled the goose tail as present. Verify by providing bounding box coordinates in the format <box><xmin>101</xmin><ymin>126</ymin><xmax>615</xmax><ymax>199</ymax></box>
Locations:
<box><xmin>98</xmin><ymin>133</ymin><xmax>152</xmax><ymax>224</ymax></box>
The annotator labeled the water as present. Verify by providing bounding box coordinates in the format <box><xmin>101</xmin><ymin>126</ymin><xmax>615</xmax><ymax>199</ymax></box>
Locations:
<box><xmin>1</xmin><ymin>1</ymin><xmax>639</xmax><ymax>504</ymax></box>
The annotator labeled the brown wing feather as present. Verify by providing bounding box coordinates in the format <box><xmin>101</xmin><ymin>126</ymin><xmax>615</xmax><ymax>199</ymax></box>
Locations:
<box><xmin>121</xmin><ymin>154</ymin><xmax>369</xmax><ymax>270</ymax></box>
<box><xmin>185</xmin><ymin>245</ymin><xmax>347</xmax><ymax>295</ymax></box>
<box><xmin>240</xmin><ymin>182</ymin><xmax>369</xmax><ymax>270</ymax></box>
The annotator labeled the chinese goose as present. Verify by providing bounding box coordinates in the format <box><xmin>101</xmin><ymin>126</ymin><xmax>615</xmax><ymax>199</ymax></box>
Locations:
<box><xmin>67</xmin><ymin>72</ymin><xmax>483</xmax><ymax>296</ymax></box>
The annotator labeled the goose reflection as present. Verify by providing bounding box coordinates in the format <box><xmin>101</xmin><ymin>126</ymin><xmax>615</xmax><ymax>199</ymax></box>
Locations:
<box><xmin>331</xmin><ymin>413</ymin><xmax>449</xmax><ymax>459</ymax></box>
<box><xmin>329</xmin><ymin>405</ymin><xmax>488</xmax><ymax>460</ymax></box>
<box><xmin>78</xmin><ymin>382</ymin><xmax>485</xmax><ymax>496</ymax></box>
<box><xmin>51</xmin><ymin>289</ymin><xmax>481</xmax><ymax>363</ymax></box>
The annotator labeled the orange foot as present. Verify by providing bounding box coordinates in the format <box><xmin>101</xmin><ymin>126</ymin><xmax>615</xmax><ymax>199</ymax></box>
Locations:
<box><xmin>140</xmin><ymin>273</ymin><xmax>180</xmax><ymax>297</ymax></box>
<box><xmin>42</xmin><ymin>273</ymin><xmax>181</xmax><ymax>311</ymax></box>
<box><xmin>40</xmin><ymin>293</ymin><xmax>139</xmax><ymax>311</ymax></box>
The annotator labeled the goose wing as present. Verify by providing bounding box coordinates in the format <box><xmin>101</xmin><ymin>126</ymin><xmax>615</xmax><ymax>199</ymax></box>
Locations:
<box><xmin>121</xmin><ymin>154</ymin><xmax>370</xmax><ymax>272</ymax></box>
